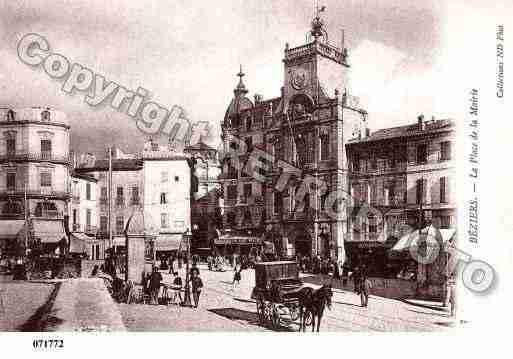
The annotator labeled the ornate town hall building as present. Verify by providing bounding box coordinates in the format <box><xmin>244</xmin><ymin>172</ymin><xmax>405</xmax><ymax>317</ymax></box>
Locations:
<box><xmin>220</xmin><ymin>13</ymin><xmax>367</xmax><ymax>261</ymax></box>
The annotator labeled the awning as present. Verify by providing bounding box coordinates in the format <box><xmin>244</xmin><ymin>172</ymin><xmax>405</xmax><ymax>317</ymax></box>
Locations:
<box><xmin>0</xmin><ymin>220</ymin><xmax>25</xmax><ymax>239</ymax></box>
<box><xmin>70</xmin><ymin>232</ymin><xmax>98</xmax><ymax>253</ymax></box>
<box><xmin>391</xmin><ymin>226</ymin><xmax>456</xmax><ymax>252</ymax></box>
<box><xmin>346</xmin><ymin>241</ymin><xmax>386</xmax><ymax>249</ymax></box>
<box><xmin>215</xmin><ymin>234</ymin><xmax>263</xmax><ymax>246</ymax></box>
<box><xmin>155</xmin><ymin>234</ymin><xmax>182</xmax><ymax>251</ymax></box>
<box><xmin>32</xmin><ymin>219</ymin><xmax>66</xmax><ymax>244</ymax></box>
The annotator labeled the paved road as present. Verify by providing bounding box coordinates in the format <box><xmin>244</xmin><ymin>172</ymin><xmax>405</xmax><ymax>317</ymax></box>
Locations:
<box><xmin>118</xmin><ymin>264</ymin><xmax>455</xmax><ymax>332</ymax></box>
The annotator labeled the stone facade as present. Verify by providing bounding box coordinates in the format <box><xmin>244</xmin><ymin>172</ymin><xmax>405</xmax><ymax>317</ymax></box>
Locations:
<box><xmin>345</xmin><ymin>116</ymin><xmax>456</xmax><ymax>272</ymax></box>
<box><xmin>220</xmin><ymin>16</ymin><xmax>367</xmax><ymax>261</ymax></box>
<box><xmin>70</xmin><ymin>173</ymin><xmax>98</xmax><ymax>235</ymax></box>
<box><xmin>0</xmin><ymin>107</ymin><xmax>71</xmax><ymax>253</ymax></box>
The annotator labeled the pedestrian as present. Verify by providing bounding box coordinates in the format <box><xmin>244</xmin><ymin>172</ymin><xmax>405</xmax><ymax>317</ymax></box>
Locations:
<box><xmin>333</xmin><ymin>260</ymin><xmax>341</xmax><ymax>280</ymax></box>
<box><xmin>342</xmin><ymin>265</ymin><xmax>349</xmax><ymax>287</ymax></box>
<box><xmin>190</xmin><ymin>261</ymin><xmax>200</xmax><ymax>277</ymax></box>
<box><xmin>149</xmin><ymin>266</ymin><xmax>162</xmax><ymax>305</ymax></box>
<box><xmin>190</xmin><ymin>267</ymin><xmax>203</xmax><ymax>308</ymax></box>
<box><xmin>171</xmin><ymin>271</ymin><xmax>183</xmax><ymax>304</ymax></box>
<box><xmin>359</xmin><ymin>267</ymin><xmax>371</xmax><ymax>308</ymax></box>
<box><xmin>207</xmin><ymin>255</ymin><xmax>213</xmax><ymax>271</ymax></box>
<box><xmin>232</xmin><ymin>265</ymin><xmax>242</xmax><ymax>289</ymax></box>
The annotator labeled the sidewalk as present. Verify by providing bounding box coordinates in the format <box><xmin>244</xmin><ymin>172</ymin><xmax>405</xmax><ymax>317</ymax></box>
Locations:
<box><xmin>50</xmin><ymin>278</ymin><xmax>126</xmax><ymax>331</ymax></box>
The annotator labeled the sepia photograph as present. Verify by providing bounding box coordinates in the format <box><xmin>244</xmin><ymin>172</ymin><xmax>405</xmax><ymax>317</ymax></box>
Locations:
<box><xmin>0</xmin><ymin>0</ymin><xmax>510</xmax><ymax>354</ymax></box>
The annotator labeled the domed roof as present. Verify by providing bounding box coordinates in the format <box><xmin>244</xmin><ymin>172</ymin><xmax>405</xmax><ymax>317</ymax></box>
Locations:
<box><xmin>224</xmin><ymin>65</ymin><xmax>254</xmax><ymax>122</ymax></box>
<box><xmin>224</xmin><ymin>96</ymin><xmax>254</xmax><ymax>121</ymax></box>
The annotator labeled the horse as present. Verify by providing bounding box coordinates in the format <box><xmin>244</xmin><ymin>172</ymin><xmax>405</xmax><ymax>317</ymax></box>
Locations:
<box><xmin>297</xmin><ymin>284</ymin><xmax>333</xmax><ymax>332</ymax></box>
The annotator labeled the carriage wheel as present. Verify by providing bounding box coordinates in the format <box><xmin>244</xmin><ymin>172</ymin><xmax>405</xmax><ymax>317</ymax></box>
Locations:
<box><xmin>256</xmin><ymin>296</ymin><xmax>265</xmax><ymax>325</ymax></box>
<box><xmin>271</xmin><ymin>304</ymin><xmax>281</xmax><ymax>329</ymax></box>
<box><xmin>304</xmin><ymin>310</ymin><xmax>313</xmax><ymax>326</ymax></box>
<box><xmin>289</xmin><ymin>303</ymin><xmax>300</xmax><ymax>322</ymax></box>
<box><xmin>264</xmin><ymin>302</ymin><xmax>273</xmax><ymax>326</ymax></box>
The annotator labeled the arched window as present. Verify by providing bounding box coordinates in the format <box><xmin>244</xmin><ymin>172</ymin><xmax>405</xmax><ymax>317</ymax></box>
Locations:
<box><xmin>41</xmin><ymin>109</ymin><xmax>51</xmax><ymax>121</ymax></box>
<box><xmin>6</xmin><ymin>109</ymin><xmax>15</xmax><ymax>122</ymax></box>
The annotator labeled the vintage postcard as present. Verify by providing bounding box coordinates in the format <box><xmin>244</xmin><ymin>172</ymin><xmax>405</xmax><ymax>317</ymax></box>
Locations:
<box><xmin>0</xmin><ymin>0</ymin><xmax>511</xmax><ymax>357</ymax></box>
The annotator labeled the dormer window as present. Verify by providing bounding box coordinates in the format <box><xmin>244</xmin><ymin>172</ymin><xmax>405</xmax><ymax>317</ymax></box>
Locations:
<box><xmin>6</xmin><ymin>109</ymin><xmax>15</xmax><ymax>122</ymax></box>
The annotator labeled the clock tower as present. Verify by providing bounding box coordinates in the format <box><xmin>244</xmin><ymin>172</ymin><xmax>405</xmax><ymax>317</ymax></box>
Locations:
<box><xmin>282</xmin><ymin>9</ymin><xmax>350</xmax><ymax>107</ymax></box>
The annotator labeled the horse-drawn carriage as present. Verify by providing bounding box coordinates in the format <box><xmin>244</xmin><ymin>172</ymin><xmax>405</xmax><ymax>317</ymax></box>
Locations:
<box><xmin>251</xmin><ymin>261</ymin><xmax>304</xmax><ymax>329</ymax></box>
<box><xmin>251</xmin><ymin>260</ymin><xmax>333</xmax><ymax>331</ymax></box>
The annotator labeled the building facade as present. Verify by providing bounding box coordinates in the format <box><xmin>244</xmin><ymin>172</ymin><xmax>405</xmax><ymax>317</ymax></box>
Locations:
<box><xmin>345</xmin><ymin>116</ymin><xmax>456</xmax><ymax>269</ymax></box>
<box><xmin>0</xmin><ymin>107</ymin><xmax>70</xmax><ymax>254</ymax></box>
<box><xmin>141</xmin><ymin>141</ymin><xmax>192</xmax><ymax>257</ymax></box>
<box><xmin>185</xmin><ymin>141</ymin><xmax>222</xmax><ymax>252</ymax></box>
<box><xmin>220</xmin><ymin>15</ymin><xmax>367</xmax><ymax>261</ymax></box>
<box><xmin>70</xmin><ymin>173</ymin><xmax>98</xmax><ymax>235</ymax></box>
<box><xmin>75</xmin><ymin>152</ymin><xmax>144</xmax><ymax>252</ymax></box>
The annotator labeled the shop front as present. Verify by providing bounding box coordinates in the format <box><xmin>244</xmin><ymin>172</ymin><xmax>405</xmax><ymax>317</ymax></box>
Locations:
<box><xmin>31</xmin><ymin>219</ymin><xmax>67</xmax><ymax>255</ymax></box>
<box><xmin>214</xmin><ymin>233</ymin><xmax>263</xmax><ymax>257</ymax></box>
<box><xmin>344</xmin><ymin>240</ymin><xmax>390</xmax><ymax>276</ymax></box>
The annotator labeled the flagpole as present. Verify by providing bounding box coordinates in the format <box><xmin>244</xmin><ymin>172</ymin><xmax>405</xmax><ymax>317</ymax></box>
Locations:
<box><xmin>24</xmin><ymin>182</ymin><xmax>28</xmax><ymax>257</ymax></box>
<box><xmin>108</xmin><ymin>146</ymin><xmax>113</xmax><ymax>252</ymax></box>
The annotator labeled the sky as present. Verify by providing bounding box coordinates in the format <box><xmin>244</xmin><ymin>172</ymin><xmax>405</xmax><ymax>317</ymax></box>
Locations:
<box><xmin>0</xmin><ymin>0</ymin><xmax>506</xmax><ymax>155</ymax></box>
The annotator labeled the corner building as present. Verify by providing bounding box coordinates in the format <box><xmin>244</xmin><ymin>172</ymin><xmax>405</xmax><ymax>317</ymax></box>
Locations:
<box><xmin>221</xmin><ymin>16</ymin><xmax>367</xmax><ymax>261</ymax></box>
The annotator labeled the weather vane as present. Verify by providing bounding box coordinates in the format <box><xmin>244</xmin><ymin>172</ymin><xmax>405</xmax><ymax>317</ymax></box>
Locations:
<box><xmin>308</xmin><ymin>1</ymin><xmax>328</xmax><ymax>43</ymax></box>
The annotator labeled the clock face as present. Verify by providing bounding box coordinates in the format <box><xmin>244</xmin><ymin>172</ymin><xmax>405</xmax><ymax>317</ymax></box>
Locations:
<box><xmin>290</xmin><ymin>68</ymin><xmax>309</xmax><ymax>90</ymax></box>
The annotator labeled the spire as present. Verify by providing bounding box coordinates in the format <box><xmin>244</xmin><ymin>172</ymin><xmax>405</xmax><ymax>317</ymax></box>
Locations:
<box><xmin>310</xmin><ymin>2</ymin><xmax>327</xmax><ymax>42</ymax></box>
<box><xmin>234</xmin><ymin>64</ymin><xmax>248</xmax><ymax>97</ymax></box>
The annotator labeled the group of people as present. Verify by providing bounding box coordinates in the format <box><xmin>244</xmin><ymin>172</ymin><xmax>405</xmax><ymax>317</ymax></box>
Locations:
<box><xmin>298</xmin><ymin>255</ymin><xmax>338</xmax><ymax>275</ymax></box>
<box><xmin>140</xmin><ymin>264</ymin><xmax>204</xmax><ymax>308</ymax></box>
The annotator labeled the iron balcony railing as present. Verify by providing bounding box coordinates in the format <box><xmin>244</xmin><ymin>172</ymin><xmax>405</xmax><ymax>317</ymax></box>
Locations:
<box><xmin>0</xmin><ymin>189</ymin><xmax>71</xmax><ymax>199</ymax></box>
<box><xmin>31</xmin><ymin>210</ymin><xmax>64</xmax><ymax>219</ymax></box>
<box><xmin>0</xmin><ymin>152</ymin><xmax>72</xmax><ymax>165</ymax></box>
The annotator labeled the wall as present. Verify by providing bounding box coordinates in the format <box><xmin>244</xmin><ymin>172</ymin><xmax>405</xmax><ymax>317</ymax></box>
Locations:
<box><xmin>143</xmin><ymin>159</ymin><xmax>191</xmax><ymax>234</ymax></box>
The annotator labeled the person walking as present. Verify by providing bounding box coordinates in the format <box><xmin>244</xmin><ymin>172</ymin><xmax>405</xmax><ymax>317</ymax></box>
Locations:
<box><xmin>359</xmin><ymin>267</ymin><xmax>371</xmax><ymax>308</ymax></box>
<box><xmin>190</xmin><ymin>268</ymin><xmax>203</xmax><ymax>308</ymax></box>
<box><xmin>171</xmin><ymin>271</ymin><xmax>183</xmax><ymax>304</ymax></box>
<box><xmin>149</xmin><ymin>266</ymin><xmax>163</xmax><ymax>305</ymax></box>
<box><xmin>232</xmin><ymin>264</ymin><xmax>242</xmax><ymax>290</ymax></box>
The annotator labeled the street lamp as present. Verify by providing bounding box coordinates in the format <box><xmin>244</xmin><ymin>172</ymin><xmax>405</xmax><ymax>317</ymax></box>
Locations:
<box><xmin>181</xmin><ymin>228</ymin><xmax>193</xmax><ymax>307</ymax></box>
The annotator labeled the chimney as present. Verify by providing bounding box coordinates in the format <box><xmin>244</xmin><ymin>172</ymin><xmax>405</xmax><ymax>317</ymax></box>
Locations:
<box><xmin>417</xmin><ymin>114</ymin><xmax>425</xmax><ymax>130</ymax></box>
<box><xmin>254</xmin><ymin>94</ymin><xmax>263</xmax><ymax>104</ymax></box>
<box><xmin>280</xmin><ymin>86</ymin><xmax>285</xmax><ymax>98</ymax></box>
<box><xmin>365</xmin><ymin>128</ymin><xmax>371</xmax><ymax>137</ymax></box>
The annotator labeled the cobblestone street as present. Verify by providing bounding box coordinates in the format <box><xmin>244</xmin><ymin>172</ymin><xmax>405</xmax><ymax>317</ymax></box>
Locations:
<box><xmin>118</xmin><ymin>265</ymin><xmax>455</xmax><ymax>332</ymax></box>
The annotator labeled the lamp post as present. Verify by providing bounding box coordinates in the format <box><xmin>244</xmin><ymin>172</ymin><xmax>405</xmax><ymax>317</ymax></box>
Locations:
<box><xmin>181</xmin><ymin>228</ymin><xmax>193</xmax><ymax>307</ymax></box>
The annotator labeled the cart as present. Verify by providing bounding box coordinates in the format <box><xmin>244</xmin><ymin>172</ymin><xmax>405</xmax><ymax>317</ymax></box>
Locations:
<box><xmin>250</xmin><ymin>261</ymin><xmax>312</xmax><ymax>329</ymax></box>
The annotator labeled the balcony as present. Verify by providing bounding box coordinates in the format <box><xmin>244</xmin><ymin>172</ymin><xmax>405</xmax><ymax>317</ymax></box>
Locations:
<box><xmin>0</xmin><ymin>152</ymin><xmax>72</xmax><ymax>165</ymax></box>
<box><xmin>72</xmin><ymin>223</ymin><xmax>81</xmax><ymax>231</ymax></box>
<box><xmin>0</xmin><ymin>189</ymin><xmax>71</xmax><ymax>200</ymax></box>
<box><xmin>32</xmin><ymin>209</ymin><xmax>64</xmax><ymax>219</ymax></box>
